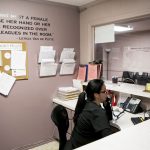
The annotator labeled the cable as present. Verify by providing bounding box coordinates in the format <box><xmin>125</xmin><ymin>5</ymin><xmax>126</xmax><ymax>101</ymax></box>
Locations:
<box><xmin>113</xmin><ymin>109</ymin><xmax>125</xmax><ymax>120</ymax></box>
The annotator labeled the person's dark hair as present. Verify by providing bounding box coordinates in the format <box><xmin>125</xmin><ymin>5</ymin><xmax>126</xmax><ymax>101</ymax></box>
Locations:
<box><xmin>73</xmin><ymin>79</ymin><xmax>104</xmax><ymax>124</ymax></box>
<box><xmin>86</xmin><ymin>79</ymin><xmax>104</xmax><ymax>101</ymax></box>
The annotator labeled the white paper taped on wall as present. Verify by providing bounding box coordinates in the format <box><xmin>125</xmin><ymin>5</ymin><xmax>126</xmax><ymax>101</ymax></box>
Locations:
<box><xmin>0</xmin><ymin>72</ymin><xmax>16</xmax><ymax>96</ymax></box>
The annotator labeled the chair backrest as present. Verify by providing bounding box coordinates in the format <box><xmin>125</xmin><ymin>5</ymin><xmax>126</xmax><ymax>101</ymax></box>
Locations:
<box><xmin>122</xmin><ymin>71</ymin><xmax>135</xmax><ymax>84</ymax></box>
<box><xmin>51</xmin><ymin>105</ymin><xmax>69</xmax><ymax>150</ymax></box>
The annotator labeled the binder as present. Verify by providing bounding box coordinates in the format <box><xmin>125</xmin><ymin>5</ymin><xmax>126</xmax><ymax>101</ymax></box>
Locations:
<box><xmin>87</xmin><ymin>64</ymin><xmax>102</xmax><ymax>81</ymax></box>
<box><xmin>77</xmin><ymin>65</ymin><xmax>88</xmax><ymax>81</ymax></box>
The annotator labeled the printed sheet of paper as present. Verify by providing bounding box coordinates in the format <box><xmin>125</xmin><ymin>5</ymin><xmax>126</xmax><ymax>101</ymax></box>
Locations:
<box><xmin>12</xmin><ymin>69</ymin><xmax>26</xmax><ymax>77</ymax></box>
<box><xmin>73</xmin><ymin>79</ymin><xmax>83</xmax><ymax>92</ymax></box>
<box><xmin>40</xmin><ymin>46</ymin><xmax>53</xmax><ymax>51</ymax></box>
<box><xmin>0</xmin><ymin>43</ymin><xmax>22</xmax><ymax>51</ymax></box>
<box><xmin>63</xmin><ymin>48</ymin><xmax>74</xmax><ymax>52</ymax></box>
<box><xmin>11</xmin><ymin>51</ymin><xmax>26</xmax><ymax>70</ymax></box>
<box><xmin>38</xmin><ymin>49</ymin><xmax>55</xmax><ymax>63</ymax></box>
<box><xmin>40</xmin><ymin>60</ymin><xmax>58</xmax><ymax>77</ymax></box>
<box><xmin>0</xmin><ymin>72</ymin><xmax>16</xmax><ymax>96</ymax></box>
<box><xmin>41</xmin><ymin>58</ymin><xmax>55</xmax><ymax>63</ymax></box>
<box><xmin>60</xmin><ymin>63</ymin><xmax>75</xmax><ymax>75</ymax></box>
<box><xmin>59</xmin><ymin>51</ymin><xmax>75</xmax><ymax>62</ymax></box>
<box><xmin>62</xmin><ymin>59</ymin><xmax>75</xmax><ymax>63</ymax></box>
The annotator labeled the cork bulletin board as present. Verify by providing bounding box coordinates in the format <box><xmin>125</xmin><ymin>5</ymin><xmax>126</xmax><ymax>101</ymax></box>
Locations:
<box><xmin>0</xmin><ymin>42</ymin><xmax>28</xmax><ymax>80</ymax></box>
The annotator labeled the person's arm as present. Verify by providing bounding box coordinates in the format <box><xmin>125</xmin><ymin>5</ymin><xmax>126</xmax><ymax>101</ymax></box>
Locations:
<box><xmin>101</xmin><ymin>128</ymin><xmax>113</xmax><ymax>137</ymax></box>
<box><xmin>95</xmin><ymin>127</ymin><xmax>113</xmax><ymax>139</ymax></box>
<box><xmin>103</xmin><ymin>97</ymin><xmax>113</xmax><ymax>121</ymax></box>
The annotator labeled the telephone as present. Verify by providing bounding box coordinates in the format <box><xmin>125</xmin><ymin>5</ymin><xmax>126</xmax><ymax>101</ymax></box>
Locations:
<box><xmin>122</xmin><ymin>97</ymin><xmax>142</xmax><ymax>114</ymax></box>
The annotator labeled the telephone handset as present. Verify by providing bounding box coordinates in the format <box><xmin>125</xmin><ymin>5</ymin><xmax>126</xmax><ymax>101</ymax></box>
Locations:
<box><xmin>123</xmin><ymin>97</ymin><xmax>141</xmax><ymax>114</ymax></box>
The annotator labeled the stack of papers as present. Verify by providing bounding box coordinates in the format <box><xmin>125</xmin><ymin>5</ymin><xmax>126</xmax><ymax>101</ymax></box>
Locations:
<box><xmin>57</xmin><ymin>87</ymin><xmax>80</xmax><ymax>101</ymax></box>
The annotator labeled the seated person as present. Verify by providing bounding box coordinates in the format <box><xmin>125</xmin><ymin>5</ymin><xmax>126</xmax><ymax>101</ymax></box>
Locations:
<box><xmin>66</xmin><ymin>79</ymin><xmax>114</xmax><ymax>149</ymax></box>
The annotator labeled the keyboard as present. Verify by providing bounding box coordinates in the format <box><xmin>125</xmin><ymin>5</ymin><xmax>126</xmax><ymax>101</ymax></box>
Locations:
<box><xmin>131</xmin><ymin>117</ymin><xmax>144</xmax><ymax>125</ymax></box>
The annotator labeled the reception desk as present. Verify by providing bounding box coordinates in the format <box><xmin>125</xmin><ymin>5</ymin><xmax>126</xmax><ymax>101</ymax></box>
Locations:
<box><xmin>53</xmin><ymin>81</ymin><xmax>150</xmax><ymax>149</ymax></box>
<box><xmin>53</xmin><ymin>98</ymin><xmax>148</xmax><ymax>130</ymax></box>
<box><xmin>83</xmin><ymin>80</ymin><xmax>150</xmax><ymax>98</ymax></box>
<box><xmin>75</xmin><ymin>119</ymin><xmax>150</xmax><ymax>150</ymax></box>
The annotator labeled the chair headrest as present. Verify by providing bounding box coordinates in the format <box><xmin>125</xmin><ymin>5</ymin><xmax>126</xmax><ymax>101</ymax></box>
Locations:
<box><xmin>51</xmin><ymin>105</ymin><xmax>69</xmax><ymax>127</ymax></box>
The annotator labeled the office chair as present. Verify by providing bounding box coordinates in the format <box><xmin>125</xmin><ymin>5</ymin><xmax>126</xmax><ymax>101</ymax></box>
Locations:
<box><xmin>137</xmin><ymin>72</ymin><xmax>149</xmax><ymax>85</ymax></box>
<box><xmin>51</xmin><ymin>105</ymin><xmax>69</xmax><ymax>150</ymax></box>
<box><xmin>122</xmin><ymin>71</ymin><xmax>135</xmax><ymax>84</ymax></box>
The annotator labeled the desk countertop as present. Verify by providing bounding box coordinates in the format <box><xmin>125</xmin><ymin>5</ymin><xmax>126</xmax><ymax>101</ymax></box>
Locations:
<box><xmin>53</xmin><ymin>81</ymin><xmax>150</xmax><ymax>150</ymax></box>
<box><xmin>84</xmin><ymin>80</ymin><xmax>150</xmax><ymax>98</ymax></box>
<box><xmin>53</xmin><ymin>98</ymin><xmax>77</xmax><ymax>111</ymax></box>
<box><xmin>53</xmin><ymin>98</ymin><xmax>147</xmax><ymax>130</ymax></box>
<box><xmin>75</xmin><ymin>119</ymin><xmax>150</xmax><ymax>150</ymax></box>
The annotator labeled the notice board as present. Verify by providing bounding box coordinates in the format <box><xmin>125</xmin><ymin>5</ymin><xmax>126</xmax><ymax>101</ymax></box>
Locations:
<box><xmin>0</xmin><ymin>42</ymin><xmax>28</xmax><ymax>80</ymax></box>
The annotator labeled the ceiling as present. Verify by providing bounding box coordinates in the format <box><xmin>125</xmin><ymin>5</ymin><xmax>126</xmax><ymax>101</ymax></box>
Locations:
<box><xmin>115</xmin><ymin>17</ymin><xmax>150</xmax><ymax>34</ymax></box>
<box><xmin>44</xmin><ymin>0</ymin><xmax>103</xmax><ymax>6</ymax></box>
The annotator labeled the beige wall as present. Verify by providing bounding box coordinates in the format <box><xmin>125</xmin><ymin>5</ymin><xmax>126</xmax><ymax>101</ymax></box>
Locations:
<box><xmin>80</xmin><ymin>0</ymin><xmax>150</xmax><ymax>64</ymax></box>
<box><xmin>0</xmin><ymin>1</ymin><xmax>79</xmax><ymax>150</ymax></box>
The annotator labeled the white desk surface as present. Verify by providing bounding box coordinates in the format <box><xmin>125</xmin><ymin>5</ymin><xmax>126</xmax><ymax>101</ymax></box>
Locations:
<box><xmin>83</xmin><ymin>80</ymin><xmax>150</xmax><ymax>98</ymax></box>
<box><xmin>53</xmin><ymin>81</ymin><xmax>150</xmax><ymax>150</ymax></box>
<box><xmin>75</xmin><ymin>119</ymin><xmax>150</xmax><ymax>150</ymax></box>
<box><xmin>53</xmin><ymin>98</ymin><xmax>147</xmax><ymax>130</ymax></box>
<box><xmin>111</xmin><ymin>107</ymin><xmax>146</xmax><ymax>130</ymax></box>
<box><xmin>53</xmin><ymin>98</ymin><xmax>77</xmax><ymax>111</ymax></box>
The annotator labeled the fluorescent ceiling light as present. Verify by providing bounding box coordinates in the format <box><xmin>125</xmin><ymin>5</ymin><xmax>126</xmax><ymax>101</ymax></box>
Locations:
<box><xmin>114</xmin><ymin>25</ymin><xmax>133</xmax><ymax>32</ymax></box>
